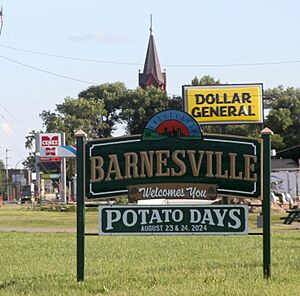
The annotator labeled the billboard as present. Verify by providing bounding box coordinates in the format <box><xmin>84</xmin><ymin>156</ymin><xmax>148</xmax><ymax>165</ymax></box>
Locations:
<box><xmin>183</xmin><ymin>84</ymin><xmax>263</xmax><ymax>124</ymax></box>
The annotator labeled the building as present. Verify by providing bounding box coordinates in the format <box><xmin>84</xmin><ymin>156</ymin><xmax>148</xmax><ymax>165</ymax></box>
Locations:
<box><xmin>0</xmin><ymin>168</ymin><xmax>31</xmax><ymax>201</ymax></box>
<box><xmin>271</xmin><ymin>158</ymin><xmax>300</xmax><ymax>197</ymax></box>
<box><xmin>139</xmin><ymin>25</ymin><xmax>166</xmax><ymax>91</ymax></box>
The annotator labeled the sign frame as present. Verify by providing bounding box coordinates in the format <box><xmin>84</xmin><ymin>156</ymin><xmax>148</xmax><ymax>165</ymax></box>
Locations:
<box><xmin>84</xmin><ymin>133</ymin><xmax>263</xmax><ymax>200</ymax></box>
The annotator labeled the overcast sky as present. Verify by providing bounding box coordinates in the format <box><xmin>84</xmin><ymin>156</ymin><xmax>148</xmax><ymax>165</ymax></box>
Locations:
<box><xmin>0</xmin><ymin>0</ymin><xmax>300</xmax><ymax>167</ymax></box>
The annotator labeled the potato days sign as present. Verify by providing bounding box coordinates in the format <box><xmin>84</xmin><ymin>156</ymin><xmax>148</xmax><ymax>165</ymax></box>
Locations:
<box><xmin>99</xmin><ymin>205</ymin><xmax>248</xmax><ymax>235</ymax></box>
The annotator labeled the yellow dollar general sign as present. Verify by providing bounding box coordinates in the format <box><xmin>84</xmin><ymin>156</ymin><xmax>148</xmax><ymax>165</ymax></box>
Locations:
<box><xmin>183</xmin><ymin>84</ymin><xmax>263</xmax><ymax>124</ymax></box>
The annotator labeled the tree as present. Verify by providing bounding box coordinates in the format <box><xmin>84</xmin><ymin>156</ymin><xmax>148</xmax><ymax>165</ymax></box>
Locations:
<box><xmin>121</xmin><ymin>86</ymin><xmax>170</xmax><ymax>134</ymax></box>
<box><xmin>23</xmin><ymin>130</ymin><xmax>38</xmax><ymax>170</ymax></box>
<box><xmin>167</xmin><ymin>95</ymin><xmax>183</xmax><ymax>111</ymax></box>
<box><xmin>191</xmin><ymin>75</ymin><xmax>220</xmax><ymax>86</ymax></box>
<box><xmin>265</xmin><ymin>86</ymin><xmax>300</xmax><ymax>160</ymax></box>
<box><xmin>24</xmin><ymin>97</ymin><xmax>108</xmax><ymax>175</ymax></box>
<box><xmin>40</xmin><ymin>97</ymin><xmax>108</xmax><ymax>145</ymax></box>
<box><xmin>78</xmin><ymin>82</ymin><xmax>127</xmax><ymax>137</ymax></box>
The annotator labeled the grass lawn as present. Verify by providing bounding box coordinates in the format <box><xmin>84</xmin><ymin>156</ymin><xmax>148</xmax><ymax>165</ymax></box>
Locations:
<box><xmin>0</xmin><ymin>205</ymin><xmax>97</xmax><ymax>230</ymax></box>
<box><xmin>0</xmin><ymin>205</ymin><xmax>300</xmax><ymax>295</ymax></box>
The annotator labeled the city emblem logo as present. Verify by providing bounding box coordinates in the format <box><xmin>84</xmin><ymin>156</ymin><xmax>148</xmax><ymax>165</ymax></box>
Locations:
<box><xmin>142</xmin><ymin>110</ymin><xmax>203</xmax><ymax>140</ymax></box>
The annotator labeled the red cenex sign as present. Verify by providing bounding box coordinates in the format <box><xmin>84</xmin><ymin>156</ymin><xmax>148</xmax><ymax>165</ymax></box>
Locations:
<box><xmin>39</xmin><ymin>133</ymin><xmax>61</xmax><ymax>160</ymax></box>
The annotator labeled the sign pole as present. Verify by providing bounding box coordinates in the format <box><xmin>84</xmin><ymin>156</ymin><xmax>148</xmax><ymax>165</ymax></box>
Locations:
<box><xmin>35</xmin><ymin>133</ymin><xmax>41</xmax><ymax>202</ymax></box>
<box><xmin>75</xmin><ymin>130</ymin><xmax>86</xmax><ymax>282</ymax></box>
<box><xmin>60</xmin><ymin>132</ymin><xmax>67</xmax><ymax>203</ymax></box>
<box><xmin>261</xmin><ymin>127</ymin><xmax>273</xmax><ymax>279</ymax></box>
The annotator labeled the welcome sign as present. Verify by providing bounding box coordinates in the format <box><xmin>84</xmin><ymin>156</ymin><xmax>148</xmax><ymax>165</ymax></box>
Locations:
<box><xmin>85</xmin><ymin>110</ymin><xmax>262</xmax><ymax>199</ymax></box>
<box><xmin>183</xmin><ymin>84</ymin><xmax>263</xmax><ymax>124</ymax></box>
<box><xmin>76</xmin><ymin>109</ymin><xmax>273</xmax><ymax>281</ymax></box>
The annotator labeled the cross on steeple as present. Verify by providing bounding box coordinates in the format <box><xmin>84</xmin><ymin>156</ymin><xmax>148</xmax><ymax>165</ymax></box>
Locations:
<box><xmin>150</xmin><ymin>14</ymin><xmax>153</xmax><ymax>34</ymax></box>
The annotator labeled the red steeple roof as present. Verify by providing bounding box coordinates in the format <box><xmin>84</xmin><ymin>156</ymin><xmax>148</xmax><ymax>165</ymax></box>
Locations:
<box><xmin>139</xmin><ymin>29</ymin><xmax>166</xmax><ymax>91</ymax></box>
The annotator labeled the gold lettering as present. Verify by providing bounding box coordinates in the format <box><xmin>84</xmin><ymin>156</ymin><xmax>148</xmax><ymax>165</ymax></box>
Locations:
<box><xmin>140</xmin><ymin>151</ymin><xmax>154</xmax><ymax>178</ymax></box>
<box><xmin>229</xmin><ymin>153</ymin><xmax>243</xmax><ymax>180</ymax></box>
<box><xmin>124</xmin><ymin>152</ymin><xmax>139</xmax><ymax>179</ymax></box>
<box><xmin>105</xmin><ymin>154</ymin><xmax>123</xmax><ymax>181</ymax></box>
<box><xmin>90</xmin><ymin>156</ymin><xmax>105</xmax><ymax>182</ymax></box>
<box><xmin>244</xmin><ymin>154</ymin><xmax>257</xmax><ymax>181</ymax></box>
<box><xmin>187</xmin><ymin>150</ymin><xmax>204</xmax><ymax>176</ymax></box>
<box><xmin>171</xmin><ymin>150</ymin><xmax>186</xmax><ymax>176</ymax></box>
<box><xmin>205</xmin><ymin>151</ymin><xmax>214</xmax><ymax>177</ymax></box>
<box><xmin>155</xmin><ymin>150</ymin><xmax>170</xmax><ymax>177</ymax></box>
<box><xmin>215</xmin><ymin>152</ymin><xmax>228</xmax><ymax>179</ymax></box>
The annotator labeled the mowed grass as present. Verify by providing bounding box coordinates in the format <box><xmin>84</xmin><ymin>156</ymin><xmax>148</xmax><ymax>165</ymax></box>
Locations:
<box><xmin>0</xmin><ymin>205</ymin><xmax>97</xmax><ymax>229</ymax></box>
<box><xmin>0</xmin><ymin>205</ymin><xmax>300</xmax><ymax>295</ymax></box>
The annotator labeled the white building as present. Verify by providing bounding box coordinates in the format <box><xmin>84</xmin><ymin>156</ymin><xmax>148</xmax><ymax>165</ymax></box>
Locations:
<box><xmin>271</xmin><ymin>158</ymin><xmax>300</xmax><ymax>197</ymax></box>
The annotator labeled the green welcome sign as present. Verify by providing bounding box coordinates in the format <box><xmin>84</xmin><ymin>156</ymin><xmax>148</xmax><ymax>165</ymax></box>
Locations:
<box><xmin>85</xmin><ymin>110</ymin><xmax>262</xmax><ymax>199</ymax></box>
<box><xmin>76</xmin><ymin>109</ymin><xmax>272</xmax><ymax>281</ymax></box>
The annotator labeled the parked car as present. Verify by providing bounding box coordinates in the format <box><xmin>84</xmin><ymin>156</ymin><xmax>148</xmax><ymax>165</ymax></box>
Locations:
<box><xmin>20</xmin><ymin>185</ymin><xmax>33</xmax><ymax>203</ymax></box>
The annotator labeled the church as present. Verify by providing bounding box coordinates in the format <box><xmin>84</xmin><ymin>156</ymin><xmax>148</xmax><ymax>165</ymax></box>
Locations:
<box><xmin>138</xmin><ymin>23</ymin><xmax>167</xmax><ymax>92</ymax></box>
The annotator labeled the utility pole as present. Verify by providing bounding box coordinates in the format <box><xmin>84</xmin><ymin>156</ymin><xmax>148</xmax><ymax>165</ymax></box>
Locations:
<box><xmin>5</xmin><ymin>148</ymin><xmax>10</xmax><ymax>201</ymax></box>
<box><xmin>35</xmin><ymin>133</ymin><xmax>40</xmax><ymax>203</ymax></box>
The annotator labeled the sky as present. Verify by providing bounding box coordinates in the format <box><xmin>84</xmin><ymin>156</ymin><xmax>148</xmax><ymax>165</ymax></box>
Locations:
<box><xmin>0</xmin><ymin>0</ymin><xmax>300</xmax><ymax>168</ymax></box>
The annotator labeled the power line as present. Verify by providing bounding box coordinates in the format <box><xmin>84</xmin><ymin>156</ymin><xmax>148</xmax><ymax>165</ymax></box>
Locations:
<box><xmin>276</xmin><ymin>144</ymin><xmax>300</xmax><ymax>154</ymax></box>
<box><xmin>1</xmin><ymin>43</ymin><xmax>300</xmax><ymax>68</ymax></box>
<box><xmin>0</xmin><ymin>54</ymin><xmax>96</xmax><ymax>85</ymax></box>
<box><xmin>0</xmin><ymin>101</ymin><xmax>27</xmax><ymax>133</ymax></box>
<box><xmin>0</xmin><ymin>44</ymin><xmax>141</xmax><ymax>66</ymax></box>
<box><xmin>166</xmin><ymin>60</ymin><xmax>300</xmax><ymax>68</ymax></box>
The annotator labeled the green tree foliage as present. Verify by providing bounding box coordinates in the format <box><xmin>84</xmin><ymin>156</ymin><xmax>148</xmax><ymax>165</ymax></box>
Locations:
<box><xmin>24</xmin><ymin>98</ymin><xmax>107</xmax><ymax>174</ymax></box>
<box><xmin>39</xmin><ymin>97</ymin><xmax>107</xmax><ymax>178</ymax></box>
<box><xmin>40</xmin><ymin>97</ymin><xmax>107</xmax><ymax>145</ymax></box>
<box><xmin>121</xmin><ymin>86</ymin><xmax>171</xmax><ymax>134</ymax></box>
<box><xmin>167</xmin><ymin>95</ymin><xmax>183</xmax><ymax>111</ymax></box>
<box><xmin>265</xmin><ymin>86</ymin><xmax>300</xmax><ymax>160</ymax></box>
<box><xmin>191</xmin><ymin>75</ymin><xmax>220</xmax><ymax>86</ymax></box>
<box><xmin>78</xmin><ymin>82</ymin><xmax>127</xmax><ymax>137</ymax></box>
<box><xmin>23</xmin><ymin>130</ymin><xmax>37</xmax><ymax>170</ymax></box>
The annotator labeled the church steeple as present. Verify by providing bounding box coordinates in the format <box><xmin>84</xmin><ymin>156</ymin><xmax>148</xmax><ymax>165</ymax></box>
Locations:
<box><xmin>139</xmin><ymin>16</ymin><xmax>166</xmax><ymax>92</ymax></box>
